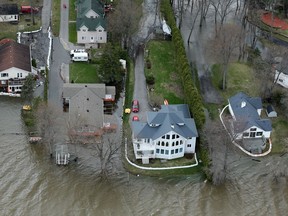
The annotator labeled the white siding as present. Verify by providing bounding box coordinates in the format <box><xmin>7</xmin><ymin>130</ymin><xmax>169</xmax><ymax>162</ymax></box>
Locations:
<box><xmin>275</xmin><ymin>70</ymin><xmax>288</xmax><ymax>88</ymax></box>
<box><xmin>0</xmin><ymin>14</ymin><xmax>18</xmax><ymax>22</ymax></box>
<box><xmin>0</xmin><ymin>67</ymin><xmax>30</xmax><ymax>81</ymax></box>
<box><xmin>77</xmin><ymin>30</ymin><xmax>107</xmax><ymax>44</ymax></box>
<box><xmin>85</xmin><ymin>9</ymin><xmax>99</xmax><ymax>18</ymax></box>
<box><xmin>185</xmin><ymin>137</ymin><xmax>196</xmax><ymax>153</ymax></box>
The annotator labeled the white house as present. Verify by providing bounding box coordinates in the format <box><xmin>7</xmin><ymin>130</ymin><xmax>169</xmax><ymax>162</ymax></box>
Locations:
<box><xmin>274</xmin><ymin>70</ymin><xmax>288</xmax><ymax>88</ymax></box>
<box><xmin>0</xmin><ymin>4</ymin><xmax>19</xmax><ymax>23</ymax></box>
<box><xmin>76</xmin><ymin>0</ymin><xmax>107</xmax><ymax>46</ymax></box>
<box><xmin>228</xmin><ymin>92</ymin><xmax>272</xmax><ymax>152</ymax></box>
<box><xmin>131</xmin><ymin>104</ymin><xmax>198</xmax><ymax>164</ymax></box>
<box><xmin>0</xmin><ymin>41</ymin><xmax>32</xmax><ymax>93</ymax></box>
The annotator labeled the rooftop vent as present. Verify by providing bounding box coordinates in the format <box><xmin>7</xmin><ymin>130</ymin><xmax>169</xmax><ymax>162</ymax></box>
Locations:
<box><xmin>241</xmin><ymin>101</ymin><xmax>246</xmax><ymax>108</ymax></box>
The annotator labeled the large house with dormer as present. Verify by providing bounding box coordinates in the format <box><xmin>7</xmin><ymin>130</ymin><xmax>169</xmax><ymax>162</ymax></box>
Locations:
<box><xmin>76</xmin><ymin>0</ymin><xmax>107</xmax><ymax>46</ymax></box>
<box><xmin>0</xmin><ymin>41</ymin><xmax>32</xmax><ymax>93</ymax></box>
<box><xmin>228</xmin><ymin>92</ymin><xmax>272</xmax><ymax>153</ymax></box>
<box><xmin>132</xmin><ymin>104</ymin><xmax>198</xmax><ymax>164</ymax></box>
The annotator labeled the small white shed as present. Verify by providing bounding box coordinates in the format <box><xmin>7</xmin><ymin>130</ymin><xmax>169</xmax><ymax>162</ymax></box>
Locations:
<box><xmin>266</xmin><ymin>105</ymin><xmax>277</xmax><ymax>118</ymax></box>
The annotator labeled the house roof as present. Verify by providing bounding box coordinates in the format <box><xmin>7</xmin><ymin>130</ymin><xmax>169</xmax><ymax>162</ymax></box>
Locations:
<box><xmin>63</xmin><ymin>83</ymin><xmax>115</xmax><ymax>128</ymax></box>
<box><xmin>76</xmin><ymin>17</ymin><xmax>106</xmax><ymax>31</ymax></box>
<box><xmin>63</xmin><ymin>83</ymin><xmax>115</xmax><ymax>99</ymax></box>
<box><xmin>132</xmin><ymin>104</ymin><xmax>198</xmax><ymax>140</ymax></box>
<box><xmin>0</xmin><ymin>4</ymin><xmax>18</xmax><ymax>15</ymax></box>
<box><xmin>76</xmin><ymin>0</ymin><xmax>106</xmax><ymax>31</ymax></box>
<box><xmin>77</xmin><ymin>0</ymin><xmax>104</xmax><ymax>18</ymax></box>
<box><xmin>266</xmin><ymin>104</ymin><xmax>276</xmax><ymax>114</ymax></box>
<box><xmin>229</xmin><ymin>92</ymin><xmax>272</xmax><ymax>132</ymax></box>
<box><xmin>0</xmin><ymin>41</ymin><xmax>31</xmax><ymax>72</ymax></box>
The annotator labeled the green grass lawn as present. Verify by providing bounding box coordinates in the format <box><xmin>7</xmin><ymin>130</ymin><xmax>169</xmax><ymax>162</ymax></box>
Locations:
<box><xmin>51</xmin><ymin>0</ymin><xmax>61</xmax><ymax>36</ymax></box>
<box><xmin>0</xmin><ymin>2</ymin><xmax>42</xmax><ymax>40</ymax></box>
<box><xmin>69</xmin><ymin>62</ymin><xmax>100</xmax><ymax>83</ymax></box>
<box><xmin>69</xmin><ymin>23</ymin><xmax>77</xmax><ymax>43</ymax></box>
<box><xmin>69</xmin><ymin>0</ymin><xmax>77</xmax><ymax>21</ymax></box>
<box><xmin>145</xmin><ymin>40</ymin><xmax>184</xmax><ymax>104</ymax></box>
<box><xmin>270</xmin><ymin>115</ymin><xmax>288</xmax><ymax>153</ymax></box>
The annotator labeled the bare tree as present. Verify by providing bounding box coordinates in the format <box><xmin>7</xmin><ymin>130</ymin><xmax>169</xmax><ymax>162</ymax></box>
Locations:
<box><xmin>107</xmin><ymin>0</ymin><xmax>141</xmax><ymax>49</ymax></box>
<box><xmin>89</xmin><ymin>135</ymin><xmax>121</xmax><ymax>179</ymax></box>
<box><xmin>36</xmin><ymin>102</ymin><xmax>63</xmax><ymax>156</ymax></box>
<box><xmin>210</xmin><ymin>0</ymin><xmax>234</xmax><ymax>32</ymax></box>
<box><xmin>187</xmin><ymin>1</ymin><xmax>201</xmax><ymax>44</ymax></box>
<box><xmin>207</xmin><ymin>23</ymin><xmax>243</xmax><ymax>90</ymax></box>
<box><xmin>202</xmin><ymin>119</ymin><xmax>233</xmax><ymax>185</ymax></box>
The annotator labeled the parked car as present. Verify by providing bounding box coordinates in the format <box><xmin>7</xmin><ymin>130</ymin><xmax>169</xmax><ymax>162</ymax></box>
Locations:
<box><xmin>132</xmin><ymin>116</ymin><xmax>139</xmax><ymax>121</ymax></box>
<box><xmin>132</xmin><ymin>100</ymin><xmax>139</xmax><ymax>112</ymax></box>
<box><xmin>20</xmin><ymin>6</ymin><xmax>39</xmax><ymax>14</ymax></box>
<box><xmin>70</xmin><ymin>49</ymin><xmax>86</xmax><ymax>56</ymax></box>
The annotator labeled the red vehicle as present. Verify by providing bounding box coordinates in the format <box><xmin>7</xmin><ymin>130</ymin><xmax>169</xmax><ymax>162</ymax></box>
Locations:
<box><xmin>21</xmin><ymin>6</ymin><xmax>39</xmax><ymax>14</ymax></box>
<box><xmin>132</xmin><ymin>116</ymin><xmax>139</xmax><ymax>121</ymax></box>
<box><xmin>132</xmin><ymin>100</ymin><xmax>139</xmax><ymax>113</ymax></box>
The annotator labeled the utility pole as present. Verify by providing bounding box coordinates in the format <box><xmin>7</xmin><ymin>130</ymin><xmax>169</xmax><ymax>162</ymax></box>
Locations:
<box><xmin>30</xmin><ymin>0</ymin><xmax>35</xmax><ymax>25</ymax></box>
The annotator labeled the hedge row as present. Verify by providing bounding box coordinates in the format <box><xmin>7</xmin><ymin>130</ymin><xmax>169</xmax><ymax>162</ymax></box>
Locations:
<box><xmin>160</xmin><ymin>1</ymin><xmax>205</xmax><ymax>129</ymax></box>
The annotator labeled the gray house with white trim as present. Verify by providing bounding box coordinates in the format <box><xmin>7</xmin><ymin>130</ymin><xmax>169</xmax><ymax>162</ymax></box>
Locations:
<box><xmin>132</xmin><ymin>104</ymin><xmax>198</xmax><ymax>164</ymax></box>
<box><xmin>76</xmin><ymin>0</ymin><xmax>107</xmax><ymax>46</ymax></box>
<box><xmin>228</xmin><ymin>92</ymin><xmax>272</xmax><ymax>141</ymax></box>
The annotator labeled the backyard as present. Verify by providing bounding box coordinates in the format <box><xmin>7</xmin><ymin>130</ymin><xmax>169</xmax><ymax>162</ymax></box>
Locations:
<box><xmin>69</xmin><ymin>62</ymin><xmax>99</xmax><ymax>83</ymax></box>
<box><xmin>0</xmin><ymin>0</ymin><xmax>43</xmax><ymax>40</ymax></box>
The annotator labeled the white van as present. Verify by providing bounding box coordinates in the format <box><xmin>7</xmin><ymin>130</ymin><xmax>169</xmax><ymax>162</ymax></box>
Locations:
<box><xmin>71</xmin><ymin>52</ymin><xmax>89</xmax><ymax>62</ymax></box>
<box><xmin>70</xmin><ymin>49</ymin><xmax>86</xmax><ymax>56</ymax></box>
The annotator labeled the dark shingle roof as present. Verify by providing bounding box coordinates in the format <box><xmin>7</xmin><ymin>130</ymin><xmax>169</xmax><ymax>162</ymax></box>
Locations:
<box><xmin>0</xmin><ymin>4</ymin><xmax>18</xmax><ymax>15</ymax></box>
<box><xmin>132</xmin><ymin>104</ymin><xmax>198</xmax><ymax>140</ymax></box>
<box><xmin>0</xmin><ymin>41</ymin><xmax>31</xmax><ymax>72</ymax></box>
<box><xmin>229</xmin><ymin>92</ymin><xmax>272</xmax><ymax>132</ymax></box>
<box><xmin>76</xmin><ymin>0</ymin><xmax>106</xmax><ymax>31</ymax></box>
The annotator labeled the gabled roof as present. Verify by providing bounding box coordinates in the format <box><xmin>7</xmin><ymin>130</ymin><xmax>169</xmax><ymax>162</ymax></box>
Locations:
<box><xmin>0</xmin><ymin>41</ymin><xmax>31</xmax><ymax>72</ymax></box>
<box><xmin>229</xmin><ymin>92</ymin><xmax>272</xmax><ymax>132</ymax></box>
<box><xmin>76</xmin><ymin>16</ymin><xmax>106</xmax><ymax>31</ymax></box>
<box><xmin>132</xmin><ymin>104</ymin><xmax>198</xmax><ymax>140</ymax></box>
<box><xmin>228</xmin><ymin>92</ymin><xmax>262</xmax><ymax>120</ymax></box>
<box><xmin>63</xmin><ymin>83</ymin><xmax>114</xmax><ymax>99</ymax></box>
<box><xmin>77</xmin><ymin>0</ymin><xmax>104</xmax><ymax>18</ymax></box>
<box><xmin>0</xmin><ymin>4</ymin><xmax>18</xmax><ymax>15</ymax></box>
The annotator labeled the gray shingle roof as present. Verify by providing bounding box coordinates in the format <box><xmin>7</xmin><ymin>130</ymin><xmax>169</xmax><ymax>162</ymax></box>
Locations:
<box><xmin>229</xmin><ymin>92</ymin><xmax>272</xmax><ymax>132</ymax></box>
<box><xmin>132</xmin><ymin>104</ymin><xmax>198</xmax><ymax>140</ymax></box>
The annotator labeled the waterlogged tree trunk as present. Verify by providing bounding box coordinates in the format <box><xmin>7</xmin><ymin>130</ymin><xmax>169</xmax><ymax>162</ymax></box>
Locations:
<box><xmin>187</xmin><ymin>3</ymin><xmax>201</xmax><ymax>44</ymax></box>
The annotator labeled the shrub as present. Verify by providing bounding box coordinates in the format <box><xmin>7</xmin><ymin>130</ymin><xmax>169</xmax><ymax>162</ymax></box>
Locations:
<box><xmin>146</xmin><ymin>74</ymin><xmax>155</xmax><ymax>85</ymax></box>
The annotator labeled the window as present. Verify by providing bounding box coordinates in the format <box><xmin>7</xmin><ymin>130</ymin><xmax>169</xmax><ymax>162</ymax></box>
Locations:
<box><xmin>165</xmin><ymin>150</ymin><xmax>169</xmax><ymax>155</ymax></box>
<box><xmin>166</xmin><ymin>134</ymin><xmax>170</xmax><ymax>139</ymax></box>
<box><xmin>157</xmin><ymin>141</ymin><xmax>160</xmax><ymax>146</ymax></box>
<box><xmin>172</xmin><ymin>142</ymin><xmax>175</xmax><ymax>147</ymax></box>
<box><xmin>176</xmin><ymin>141</ymin><xmax>179</xmax><ymax>146</ymax></box>
<box><xmin>171</xmin><ymin>150</ymin><xmax>174</xmax><ymax>154</ymax></box>
<box><xmin>82</xmin><ymin>36</ymin><xmax>86</xmax><ymax>40</ymax></box>
<box><xmin>161</xmin><ymin>149</ymin><xmax>164</xmax><ymax>154</ymax></box>
<box><xmin>1</xmin><ymin>73</ymin><xmax>8</xmax><ymax>77</ymax></box>
<box><xmin>156</xmin><ymin>149</ymin><xmax>159</xmax><ymax>154</ymax></box>
<box><xmin>279</xmin><ymin>79</ymin><xmax>284</xmax><ymax>82</ymax></box>
<box><xmin>180</xmin><ymin>140</ymin><xmax>183</xmax><ymax>145</ymax></box>
<box><xmin>175</xmin><ymin>149</ymin><xmax>178</xmax><ymax>154</ymax></box>
<box><xmin>243</xmin><ymin>132</ymin><xmax>249</xmax><ymax>137</ymax></box>
<box><xmin>250</xmin><ymin>128</ymin><xmax>257</xmax><ymax>131</ymax></box>
<box><xmin>166</xmin><ymin>142</ymin><xmax>169</xmax><ymax>147</ymax></box>
<box><xmin>176</xmin><ymin>135</ymin><xmax>179</xmax><ymax>138</ymax></box>
<box><xmin>91</xmin><ymin>37</ymin><xmax>94</xmax><ymax>40</ymax></box>
<box><xmin>161</xmin><ymin>141</ymin><xmax>164</xmax><ymax>146</ymax></box>
<box><xmin>179</xmin><ymin>148</ymin><xmax>183</xmax><ymax>153</ymax></box>
<box><xmin>256</xmin><ymin>132</ymin><xmax>263</xmax><ymax>136</ymax></box>
<box><xmin>87</xmin><ymin>110</ymin><xmax>89</xmax><ymax>112</ymax></box>
<box><xmin>100</xmin><ymin>37</ymin><xmax>103</xmax><ymax>40</ymax></box>
<box><xmin>172</xmin><ymin>134</ymin><xmax>175</xmax><ymax>139</ymax></box>
<box><xmin>162</xmin><ymin>135</ymin><xmax>165</xmax><ymax>139</ymax></box>
<box><xmin>99</xmin><ymin>30</ymin><xmax>102</xmax><ymax>32</ymax></box>
<box><xmin>187</xmin><ymin>144</ymin><xmax>191</xmax><ymax>147</ymax></box>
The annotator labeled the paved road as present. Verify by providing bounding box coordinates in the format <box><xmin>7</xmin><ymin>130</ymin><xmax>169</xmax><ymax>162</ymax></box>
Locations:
<box><xmin>41</xmin><ymin>0</ymin><xmax>51</xmax><ymax>33</ymax></box>
<box><xmin>60</xmin><ymin>0</ymin><xmax>69</xmax><ymax>43</ymax></box>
